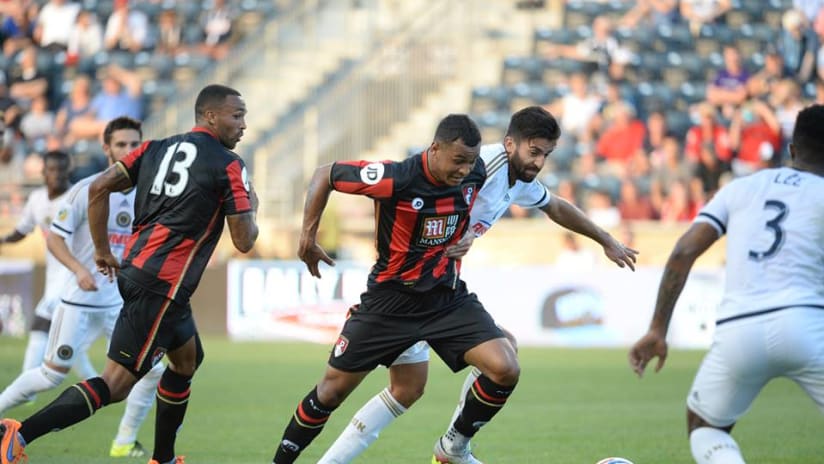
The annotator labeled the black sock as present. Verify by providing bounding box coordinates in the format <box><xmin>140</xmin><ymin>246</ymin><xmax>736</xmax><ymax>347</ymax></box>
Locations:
<box><xmin>19</xmin><ymin>377</ymin><xmax>111</xmax><ymax>443</ymax></box>
<box><xmin>453</xmin><ymin>374</ymin><xmax>515</xmax><ymax>438</ymax></box>
<box><xmin>153</xmin><ymin>368</ymin><xmax>192</xmax><ymax>463</ymax></box>
<box><xmin>272</xmin><ymin>387</ymin><xmax>335</xmax><ymax>464</ymax></box>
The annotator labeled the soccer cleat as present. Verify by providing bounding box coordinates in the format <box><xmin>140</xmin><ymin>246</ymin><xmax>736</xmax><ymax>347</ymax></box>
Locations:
<box><xmin>0</xmin><ymin>419</ymin><xmax>27</xmax><ymax>464</ymax></box>
<box><xmin>147</xmin><ymin>456</ymin><xmax>184</xmax><ymax>464</ymax></box>
<box><xmin>432</xmin><ymin>437</ymin><xmax>483</xmax><ymax>464</ymax></box>
<box><xmin>110</xmin><ymin>440</ymin><xmax>147</xmax><ymax>457</ymax></box>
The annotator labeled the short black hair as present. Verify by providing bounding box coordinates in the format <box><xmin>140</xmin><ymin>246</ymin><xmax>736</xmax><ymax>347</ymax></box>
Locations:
<box><xmin>506</xmin><ymin>106</ymin><xmax>561</xmax><ymax>142</ymax></box>
<box><xmin>792</xmin><ymin>104</ymin><xmax>824</xmax><ymax>163</ymax></box>
<box><xmin>433</xmin><ymin>114</ymin><xmax>481</xmax><ymax>147</ymax></box>
<box><xmin>103</xmin><ymin>116</ymin><xmax>142</xmax><ymax>145</ymax></box>
<box><xmin>43</xmin><ymin>150</ymin><xmax>70</xmax><ymax>166</ymax></box>
<box><xmin>195</xmin><ymin>84</ymin><xmax>241</xmax><ymax>119</ymax></box>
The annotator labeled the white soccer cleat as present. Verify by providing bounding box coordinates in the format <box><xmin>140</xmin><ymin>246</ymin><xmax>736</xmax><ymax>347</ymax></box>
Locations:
<box><xmin>431</xmin><ymin>437</ymin><xmax>483</xmax><ymax>464</ymax></box>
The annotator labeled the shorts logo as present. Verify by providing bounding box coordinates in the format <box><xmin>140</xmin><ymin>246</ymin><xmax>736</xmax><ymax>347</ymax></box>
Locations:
<box><xmin>57</xmin><ymin>345</ymin><xmax>74</xmax><ymax>360</ymax></box>
<box><xmin>462</xmin><ymin>184</ymin><xmax>476</xmax><ymax>205</ymax></box>
<box><xmin>359</xmin><ymin>163</ymin><xmax>385</xmax><ymax>185</ymax></box>
<box><xmin>116</xmin><ymin>211</ymin><xmax>132</xmax><ymax>227</ymax></box>
<box><xmin>334</xmin><ymin>335</ymin><xmax>349</xmax><ymax>357</ymax></box>
<box><xmin>150</xmin><ymin>347</ymin><xmax>167</xmax><ymax>366</ymax></box>
<box><xmin>411</xmin><ymin>197</ymin><xmax>424</xmax><ymax>210</ymax></box>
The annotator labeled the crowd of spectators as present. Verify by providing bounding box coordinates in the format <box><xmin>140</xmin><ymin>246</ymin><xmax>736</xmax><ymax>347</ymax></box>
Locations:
<box><xmin>501</xmin><ymin>0</ymin><xmax>824</xmax><ymax>229</ymax></box>
<box><xmin>0</xmin><ymin>0</ymin><xmax>247</xmax><ymax>218</ymax></box>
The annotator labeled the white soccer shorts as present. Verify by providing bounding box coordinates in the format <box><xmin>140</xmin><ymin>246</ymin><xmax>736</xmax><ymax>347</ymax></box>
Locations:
<box><xmin>43</xmin><ymin>302</ymin><xmax>120</xmax><ymax>369</ymax></box>
<box><xmin>687</xmin><ymin>306</ymin><xmax>824</xmax><ymax>427</ymax></box>
<box><xmin>391</xmin><ymin>341</ymin><xmax>431</xmax><ymax>365</ymax></box>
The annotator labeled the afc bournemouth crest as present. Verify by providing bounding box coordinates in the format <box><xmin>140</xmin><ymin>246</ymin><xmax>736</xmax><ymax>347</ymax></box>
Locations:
<box><xmin>333</xmin><ymin>335</ymin><xmax>349</xmax><ymax>357</ymax></box>
<box><xmin>150</xmin><ymin>347</ymin><xmax>167</xmax><ymax>366</ymax></box>
<box><xmin>462</xmin><ymin>184</ymin><xmax>476</xmax><ymax>205</ymax></box>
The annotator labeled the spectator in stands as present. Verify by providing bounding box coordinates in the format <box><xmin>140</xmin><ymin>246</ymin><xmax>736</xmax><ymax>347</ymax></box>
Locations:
<box><xmin>643</xmin><ymin>111</ymin><xmax>670</xmax><ymax>166</ymax></box>
<box><xmin>706</xmin><ymin>45</ymin><xmax>749</xmax><ymax>116</ymax></box>
<box><xmin>650</xmin><ymin>137</ymin><xmax>692</xmax><ymax>212</ymax></box>
<box><xmin>555</xmin><ymin>232</ymin><xmax>597</xmax><ymax>272</ymax></box>
<box><xmin>618</xmin><ymin>178</ymin><xmax>656</xmax><ymax>221</ymax></box>
<box><xmin>34</xmin><ymin>0</ymin><xmax>80</xmax><ymax>51</ymax></box>
<box><xmin>54</xmin><ymin>74</ymin><xmax>92</xmax><ymax>143</ymax></box>
<box><xmin>200</xmin><ymin>0</ymin><xmax>237</xmax><ymax>60</ymax></box>
<box><xmin>747</xmin><ymin>46</ymin><xmax>789</xmax><ymax>101</ymax></box>
<box><xmin>156</xmin><ymin>9</ymin><xmax>183</xmax><ymax>56</ymax></box>
<box><xmin>585</xmin><ymin>189</ymin><xmax>621</xmax><ymax>229</ymax></box>
<box><xmin>66</xmin><ymin>10</ymin><xmax>103</xmax><ymax>67</ymax></box>
<box><xmin>1</xmin><ymin>0</ymin><xmax>38</xmax><ymax>57</ymax></box>
<box><xmin>546</xmin><ymin>72</ymin><xmax>602</xmax><ymax>170</ymax></box>
<box><xmin>65</xmin><ymin>64</ymin><xmax>142</xmax><ymax>141</ymax></box>
<box><xmin>595</xmin><ymin>101</ymin><xmax>646</xmax><ymax>171</ymax></box>
<box><xmin>692</xmin><ymin>140</ymin><xmax>728</xmax><ymax>197</ymax></box>
<box><xmin>657</xmin><ymin>178</ymin><xmax>697</xmax><ymax>222</ymax></box>
<box><xmin>555</xmin><ymin>177</ymin><xmax>581</xmax><ymax>206</ymax></box>
<box><xmin>545</xmin><ymin>16</ymin><xmax>629</xmax><ymax>76</ymax></box>
<box><xmin>621</xmin><ymin>0</ymin><xmax>679</xmax><ymax>29</ymax></box>
<box><xmin>770</xmin><ymin>79</ymin><xmax>805</xmax><ymax>163</ymax></box>
<box><xmin>19</xmin><ymin>95</ymin><xmax>53</xmax><ymax>147</ymax></box>
<box><xmin>680</xmin><ymin>0</ymin><xmax>731</xmax><ymax>35</ymax></box>
<box><xmin>779</xmin><ymin>8</ymin><xmax>817</xmax><ymax>82</ymax></box>
<box><xmin>728</xmin><ymin>99</ymin><xmax>782</xmax><ymax>175</ymax></box>
<box><xmin>684</xmin><ymin>102</ymin><xmax>732</xmax><ymax>164</ymax></box>
<box><xmin>8</xmin><ymin>45</ymin><xmax>48</xmax><ymax>110</ymax></box>
<box><xmin>104</xmin><ymin>0</ymin><xmax>149</xmax><ymax>52</ymax></box>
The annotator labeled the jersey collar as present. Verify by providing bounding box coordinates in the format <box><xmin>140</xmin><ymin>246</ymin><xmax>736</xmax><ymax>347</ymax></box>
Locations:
<box><xmin>192</xmin><ymin>126</ymin><xmax>219</xmax><ymax>139</ymax></box>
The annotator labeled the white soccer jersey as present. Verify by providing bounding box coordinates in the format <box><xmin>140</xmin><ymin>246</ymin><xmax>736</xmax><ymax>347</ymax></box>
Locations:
<box><xmin>469</xmin><ymin>143</ymin><xmax>552</xmax><ymax>237</ymax></box>
<box><xmin>15</xmin><ymin>187</ymin><xmax>71</xmax><ymax>302</ymax></box>
<box><xmin>694</xmin><ymin>167</ymin><xmax>824</xmax><ymax>323</ymax></box>
<box><xmin>50</xmin><ymin>174</ymin><xmax>135</xmax><ymax>309</ymax></box>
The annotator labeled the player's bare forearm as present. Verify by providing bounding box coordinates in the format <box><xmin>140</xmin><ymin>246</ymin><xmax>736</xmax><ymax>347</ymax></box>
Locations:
<box><xmin>300</xmin><ymin>164</ymin><xmax>334</xmax><ymax>246</ymax></box>
<box><xmin>227</xmin><ymin>212</ymin><xmax>258</xmax><ymax>253</ymax></box>
<box><xmin>47</xmin><ymin>232</ymin><xmax>87</xmax><ymax>276</ymax></box>
<box><xmin>0</xmin><ymin>230</ymin><xmax>26</xmax><ymax>244</ymax></box>
<box><xmin>542</xmin><ymin>196</ymin><xmax>610</xmax><ymax>245</ymax></box>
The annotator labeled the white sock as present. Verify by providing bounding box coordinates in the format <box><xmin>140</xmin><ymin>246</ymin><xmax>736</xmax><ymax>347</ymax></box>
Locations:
<box><xmin>317</xmin><ymin>388</ymin><xmax>406</xmax><ymax>464</ymax></box>
<box><xmin>0</xmin><ymin>364</ymin><xmax>66</xmax><ymax>414</ymax></box>
<box><xmin>21</xmin><ymin>330</ymin><xmax>48</xmax><ymax>372</ymax></box>
<box><xmin>72</xmin><ymin>350</ymin><xmax>98</xmax><ymax>380</ymax></box>
<box><xmin>114</xmin><ymin>362</ymin><xmax>164</xmax><ymax>445</ymax></box>
<box><xmin>450</xmin><ymin>367</ymin><xmax>481</xmax><ymax>426</ymax></box>
<box><xmin>690</xmin><ymin>427</ymin><xmax>746</xmax><ymax>464</ymax></box>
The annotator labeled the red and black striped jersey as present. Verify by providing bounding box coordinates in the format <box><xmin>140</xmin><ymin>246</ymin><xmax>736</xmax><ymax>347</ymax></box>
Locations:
<box><xmin>330</xmin><ymin>150</ymin><xmax>486</xmax><ymax>293</ymax></box>
<box><xmin>116</xmin><ymin>127</ymin><xmax>252</xmax><ymax>304</ymax></box>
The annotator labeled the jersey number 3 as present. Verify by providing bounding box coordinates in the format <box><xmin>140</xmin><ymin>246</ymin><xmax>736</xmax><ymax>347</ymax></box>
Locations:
<box><xmin>150</xmin><ymin>142</ymin><xmax>198</xmax><ymax>197</ymax></box>
<box><xmin>748</xmin><ymin>199</ymin><xmax>788</xmax><ymax>261</ymax></box>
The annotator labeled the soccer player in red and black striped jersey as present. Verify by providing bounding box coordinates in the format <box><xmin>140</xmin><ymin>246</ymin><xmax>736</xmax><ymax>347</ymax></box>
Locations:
<box><xmin>271</xmin><ymin>114</ymin><xmax>519</xmax><ymax>464</ymax></box>
<box><xmin>0</xmin><ymin>84</ymin><xmax>259</xmax><ymax>464</ymax></box>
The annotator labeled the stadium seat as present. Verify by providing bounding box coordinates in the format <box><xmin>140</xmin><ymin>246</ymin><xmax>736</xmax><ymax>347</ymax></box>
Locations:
<box><xmin>678</xmin><ymin>81</ymin><xmax>707</xmax><ymax>107</ymax></box>
<box><xmin>665</xmin><ymin>110</ymin><xmax>692</xmax><ymax>139</ymax></box>
<box><xmin>564</xmin><ymin>1</ymin><xmax>601</xmax><ymax>28</ymax></box>
<box><xmin>470</xmin><ymin>86</ymin><xmax>510</xmax><ymax>114</ymax></box>
<box><xmin>508</xmin><ymin>83</ymin><xmax>555</xmax><ymax>112</ymax></box>
<box><xmin>615</xmin><ymin>26</ymin><xmax>654</xmax><ymax>54</ymax></box>
<box><xmin>695</xmin><ymin>24</ymin><xmax>734</xmax><ymax>55</ymax></box>
<box><xmin>655</xmin><ymin>23</ymin><xmax>693</xmax><ymax>52</ymax></box>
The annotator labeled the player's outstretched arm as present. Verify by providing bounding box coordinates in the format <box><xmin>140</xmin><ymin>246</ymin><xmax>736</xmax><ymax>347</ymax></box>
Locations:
<box><xmin>298</xmin><ymin>164</ymin><xmax>336</xmax><ymax>278</ymax></box>
<box><xmin>629</xmin><ymin>222</ymin><xmax>718</xmax><ymax>377</ymax></box>
<box><xmin>89</xmin><ymin>164</ymin><xmax>132</xmax><ymax>278</ymax></box>
<box><xmin>227</xmin><ymin>183</ymin><xmax>259</xmax><ymax>253</ymax></box>
<box><xmin>541</xmin><ymin>195</ymin><xmax>638</xmax><ymax>271</ymax></box>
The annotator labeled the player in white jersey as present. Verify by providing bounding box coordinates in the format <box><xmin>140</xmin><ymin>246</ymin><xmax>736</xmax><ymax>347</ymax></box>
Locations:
<box><xmin>319</xmin><ymin>106</ymin><xmax>638</xmax><ymax>464</ymax></box>
<box><xmin>0</xmin><ymin>117</ymin><xmax>163</xmax><ymax>459</ymax></box>
<box><xmin>0</xmin><ymin>151</ymin><xmax>98</xmax><ymax>386</ymax></box>
<box><xmin>629</xmin><ymin>104</ymin><xmax>824</xmax><ymax>464</ymax></box>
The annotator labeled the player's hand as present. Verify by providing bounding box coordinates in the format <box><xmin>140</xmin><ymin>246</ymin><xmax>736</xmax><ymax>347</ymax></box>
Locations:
<box><xmin>76</xmin><ymin>268</ymin><xmax>99</xmax><ymax>291</ymax></box>
<box><xmin>445</xmin><ymin>232</ymin><xmax>476</xmax><ymax>259</ymax></box>
<box><xmin>94</xmin><ymin>251</ymin><xmax>120</xmax><ymax>282</ymax></box>
<box><xmin>603</xmin><ymin>237</ymin><xmax>638</xmax><ymax>271</ymax></box>
<box><xmin>628</xmin><ymin>331</ymin><xmax>668</xmax><ymax>378</ymax></box>
<box><xmin>298</xmin><ymin>240</ymin><xmax>335</xmax><ymax>278</ymax></box>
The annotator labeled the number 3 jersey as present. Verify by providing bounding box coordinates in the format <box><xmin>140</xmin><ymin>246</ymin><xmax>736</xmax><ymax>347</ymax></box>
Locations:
<box><xmin>694</xmin><ymin>167</ymin><xmax>824</xmax><ymax>323</ymax></box>
<box><xmin>50</xmin><ymin>175</ymin><xmax>135</xmax><ymax>309</ymax></box>
<box><xmin>330</xmin><ymin>150</ymin><xmax>486</xmax><ymax>292</ymax></box>
<box><xmin>117</xmin><ymin>127</ymin><xmax>252</xmax><ymax>304</ymax></box>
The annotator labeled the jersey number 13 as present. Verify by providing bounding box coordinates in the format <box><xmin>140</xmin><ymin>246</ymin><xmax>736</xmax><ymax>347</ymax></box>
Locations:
<box><xmin>150</xmin><ymin>142</ymin><xmax>198</xmax><ymax>197</ymax></box>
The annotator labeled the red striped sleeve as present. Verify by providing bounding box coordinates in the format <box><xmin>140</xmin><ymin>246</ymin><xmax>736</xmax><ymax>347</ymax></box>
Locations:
<box><xmin>331</xmin><ymin>161</ymin><xmax>394</xmax><ymax>199</ymax></box>
<box><xmin>225</xmin><ymin>159</ymin><xmax>251</xmax><ymax>214</ymax></box>
<box><xmin>118</xmin><ymin>141</ymin><xmax>151</xmax><ymax>184</ymax></box>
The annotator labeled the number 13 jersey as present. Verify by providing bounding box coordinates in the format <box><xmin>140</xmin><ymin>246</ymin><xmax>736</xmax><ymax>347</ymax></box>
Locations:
<box><xmin>694</xmin><ymin>167</ymin><xmax>824</xmax><ymax>324</ymax></box>
<box><xmin>116</xmin><ymin>127</ymin><xmax>253</xmax><ymax>304</ymax></box>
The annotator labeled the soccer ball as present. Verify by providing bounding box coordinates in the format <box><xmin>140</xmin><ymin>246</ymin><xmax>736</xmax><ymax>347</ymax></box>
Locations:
<box><xmin>596</xmin><ymin>459</ymin><xmax>635</xmax><ymax>464</ymax></box>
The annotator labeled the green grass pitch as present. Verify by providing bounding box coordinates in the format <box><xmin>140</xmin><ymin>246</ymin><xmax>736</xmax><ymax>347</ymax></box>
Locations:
<box><xmin>0</xmin><ymin>337</ymin><xmax>821</xmax><ymax>463</ymax></box>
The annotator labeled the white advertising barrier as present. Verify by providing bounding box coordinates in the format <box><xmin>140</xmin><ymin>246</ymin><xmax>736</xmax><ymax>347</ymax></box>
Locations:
<box><xmin>227</xmin><ymin>260</ymin><xmax>723</xmax><ymax>348</ymax></box>
<box><xmin>0</xmin><ymin>259</ymin><xmax>35</xmax><ymax>337</ymax></box>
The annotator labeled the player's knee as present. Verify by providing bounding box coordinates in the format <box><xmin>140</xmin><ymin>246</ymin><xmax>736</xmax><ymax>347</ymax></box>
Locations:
<box><xmin>687</xmin><ymin>408</ymin><xmax>733</xmax><ymax>435</ymax></box>
<box><xmin>501</xmin><ymin>328</ymin><xmax>519</xmax><ymax>353</ymax></box>
<box><xmin>44</xmin><ymin>346</ymin><xmax>77</xmax><ymax>374</ymax></box>
<box><xmin>389</xmin><ymin>381</ymin><xmax>425</xmax><ymax>408</ymax></box>
<box><xmin>484</xmin><ymin>359</ymin><xmax>520</xmax><ymax>386</ymax></box>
